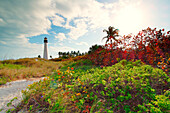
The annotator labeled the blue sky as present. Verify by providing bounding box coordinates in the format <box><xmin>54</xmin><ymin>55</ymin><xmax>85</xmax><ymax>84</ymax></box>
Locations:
<box><xmin>0</xmin><ymin>0</ymin><xmax>170</xmax><ymax>60</ymax></box>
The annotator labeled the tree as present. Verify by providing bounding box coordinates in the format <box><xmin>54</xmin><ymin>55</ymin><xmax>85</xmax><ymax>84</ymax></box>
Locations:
<box><xmin>58</xmin><ymin>52</ymin><xmax>61</xmax><ymax>58</ymax></box>
<box><xmin>50</xmin><ymin>55</ymin><xmax>52</xmax><ymax>59</ymax></box>
<box><xmin>38</xmin><ymin>55</ymin><xmax>41</xmax><ymax>58</ymax></box>
<box><xmin>102</xmin><ymin>26</ymin><xmax>119</xmax><ymax>44</ymax></box>
<box><xmin>88</xmin><ymin>44</ymin><xmax>103</xmax><ymax>54</ymax></box>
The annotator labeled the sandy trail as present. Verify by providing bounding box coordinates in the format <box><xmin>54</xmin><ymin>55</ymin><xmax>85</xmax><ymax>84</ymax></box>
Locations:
<box><xmin>0</xmin><ymin>77</ymin><xmax>46</xmax><ymax>113</ymax></box>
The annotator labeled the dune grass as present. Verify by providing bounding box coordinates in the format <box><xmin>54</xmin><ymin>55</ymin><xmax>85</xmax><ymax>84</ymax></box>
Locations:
<box><xmin>0</xmin><ymin>58</ymin><xmax>63</xmax><ymax>85</ymax></box>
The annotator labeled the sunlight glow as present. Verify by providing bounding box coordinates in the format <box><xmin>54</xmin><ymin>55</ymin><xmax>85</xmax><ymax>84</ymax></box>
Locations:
<box><xmin>115</xmin><ymin>5</ymin><xmax>145</xmax><ymax>36</ymax></box>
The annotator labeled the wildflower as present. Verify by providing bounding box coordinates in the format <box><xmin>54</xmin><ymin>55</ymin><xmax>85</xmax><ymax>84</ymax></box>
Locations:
<box><xmin>71</xmin><ymin>67</ymin><xmax>74</xmax><ymax>70</ymax></box>
<box><xmin>58</xmin><ymin>79</ymin><xmax>61</xmax><ymax>81</ymax></box>
<box><xmin>87</xmin><ymin>95</ymin><xmax>90</xmax><ymax>97</ymax></box>
<box><xmin>28</xmin><ymin>85</ymin><xmax>31</xmax><ymax>87</ymax></box>
<box><xmin>162</xmin><ymin>66</ymin><xmax>165</xmax><ymax>69</ymax></box>
<box><xmin>41</xmin><ymin>96</ymin><xmax>43</xmax><ymax>98</ymax></box>
<box><xmin>76</xmin><ymin>93</ymin><xmax>81</xmax><ymax>96</ymax></box>
<box><xmin>81</xmin><ymin>82</ymin><xmax>84</xmax><ymax>85</ymax></box>
<box><xmin>57</xmin><ymin>70</ymin><xmax>60</xmax><ymax>73</ymax></box>
<box><xmin>68</xmin><ymin>67</ymin><xmax>70</xmax><ymax>69</ymax></box>
<box><xmin>168</xmin><ymin>57</ymin><xmax>170</xmax><ymax>61</ymax></box>
<box><xmin>58</xmin><ymin>73</ymin><xmax>61</xmax><ymax>75</ymax></box>
<box><xmin>83</xmin><ymin>110</ymin><xmax>86</xmax><ymax>113</ymax></box>
<box><xmin>157</xmin><ymin>62</ymin><xmax>161</xmax><ymax>65</ymax></box>
<box><xmin>62</xmin><ymin>76</ymin><xmax>65</xmax><ymax>78</ymax></box>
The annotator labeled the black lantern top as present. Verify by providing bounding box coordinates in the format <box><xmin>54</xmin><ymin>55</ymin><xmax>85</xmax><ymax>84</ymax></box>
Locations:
<box><xmin>44</xmin><ymin>37</ymin><xmax>48</xmax><ymax>43</ymax></box>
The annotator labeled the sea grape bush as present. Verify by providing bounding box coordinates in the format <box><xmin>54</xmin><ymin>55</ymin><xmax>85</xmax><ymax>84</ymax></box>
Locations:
<box><xmin>70</xmin><ymin>60</ymin><xmax>169</xmax><ymax>112</ymax></box>
<box><xmin>87</xmin><ymin>27</ymin><xmax>170</xmax><ymax>74</ymax></box>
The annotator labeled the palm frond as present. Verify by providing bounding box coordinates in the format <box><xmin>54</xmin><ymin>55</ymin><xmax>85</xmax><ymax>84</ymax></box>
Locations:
<box><xmin>103</xmin><ymin>29</ymin><xmax>107</xmax><ymax>32</ymax></box>
<box><xmin>102</xmin><ymin>36</ymin><xmax>108</xmax><ymax>41</ymax></box>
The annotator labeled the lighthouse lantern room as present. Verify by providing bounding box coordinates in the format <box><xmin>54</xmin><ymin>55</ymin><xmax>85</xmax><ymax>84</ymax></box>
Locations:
<box><xmin>43</xmin><ymin>37</ymin><xmax>48</xmax><ymax>59</ymax></box>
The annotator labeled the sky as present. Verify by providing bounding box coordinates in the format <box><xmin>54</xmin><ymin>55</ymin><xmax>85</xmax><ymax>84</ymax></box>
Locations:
<box><xmin>0</xmin><ymin>0</ymin><xmax>170</xmax><ymax>60</ymax></box>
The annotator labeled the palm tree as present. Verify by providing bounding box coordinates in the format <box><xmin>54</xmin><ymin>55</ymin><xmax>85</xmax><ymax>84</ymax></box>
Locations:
<box><xmin>102</xmin><ymin>26</ymin><xmax>119</xmax><ymax>44</ymax></box>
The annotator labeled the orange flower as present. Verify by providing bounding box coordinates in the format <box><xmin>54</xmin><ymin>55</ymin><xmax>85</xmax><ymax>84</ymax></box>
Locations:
<box><xmin>58</xmin><ymin>79</ymin><xmax>61</xmax><ymax>81</ymax></box>
<box><xmin>87</xmin><ymin>95</ymin><xmax>90</xmax><ymax>97</ymax></box>
<box><xmin>57</xmin><ymin>70</ymin><xmax>60</xmax><ymax>73</ymax></box>
<box><xmin>62</xmin><ymin>76</ymin><xmax>65</xmax><ymax>78</ymax></box>
<box><xmin>162</xmin><ymin>66</ymin><xmax>165</xmax><ymax>69</ymax></box>
<box><xmin>168</xmin><ymin>58</ymin><xmax>170</xmax><ymax>61</ymax></box>
<box><xmin>81</xmin><ymin>82</ymin><xmax>84</xmax><ymax>85</ymax></box>
<box><xmin>158</xmin><ymin>62</ymin><xmax>161</xmax><ymax>65</ymax></box>
<box><xmin>76</xmin><ymin>93</ymin><xmax>81</xmax><ymax>96</ymax></box>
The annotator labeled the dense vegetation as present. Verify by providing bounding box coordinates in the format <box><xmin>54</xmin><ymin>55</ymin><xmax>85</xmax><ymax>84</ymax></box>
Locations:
<box><xmin>6</xmin><ymin>59</ymin><xmax>169</xmax><ymax>113</ymax></box>
<box><xmin>1</xmin><ymin>27</ymin><xmax>169</xmax><ymax>113</ymax></box>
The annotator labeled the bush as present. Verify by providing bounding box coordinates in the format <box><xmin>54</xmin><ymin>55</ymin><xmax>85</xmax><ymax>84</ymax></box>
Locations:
<box><xmin>13</xmin><ymin>60</ymin><xmax>169</xmax><ymax>113</ymax></box>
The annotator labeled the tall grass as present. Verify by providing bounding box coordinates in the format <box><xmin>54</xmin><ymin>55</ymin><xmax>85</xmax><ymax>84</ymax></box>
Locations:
<box><xmin>0</xmin><ymin>58</ymin><xmax>63</xmax><ymax>85</ymax></box>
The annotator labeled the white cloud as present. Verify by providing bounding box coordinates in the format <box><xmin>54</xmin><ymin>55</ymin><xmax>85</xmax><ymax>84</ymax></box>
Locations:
<box><xmin>59</xmin><ymin>43</ymin><xmax>63</xmax><ymax>46</ymax></box>
<box><xmin>68</xmin><ymin>18</ymin><xmax>88</xmax><ymax>40</ymax></box>
<box><xmin>0</xmin><ymin>0</ymin><xmax>56</xmax><ymax>38</ymax></box>
<box><xmin>50</xmin><ymin>15</ymin><xmax>65</xmax><ymax>27</ymax></box>
<box><xmin>0</xmin><ymin>0</ymin><xmax>56</xmax><ymax>59</ymax></box>
<box><xmin>55</xmin><ymin>33</ymin><xmax>67</xmax><ymax>41</ymax></box>
<box><xmin>0</xmin><ymin>18</ymin><xmax>3</xmax><ymax>22</ymax></box>
<box><xmin>52</xmin><ymin>0</ymin><xmax>146</xmax><ymax>39</ymax></box>
<box><xmin>76</xmin><ymin>42</ymin><xmax>88</xmax><ymax>46</ymax></box>
<box><xmin>0</xmin><ymin>40</ymin><xmax>6</xmax><ymax>44</ymax></box>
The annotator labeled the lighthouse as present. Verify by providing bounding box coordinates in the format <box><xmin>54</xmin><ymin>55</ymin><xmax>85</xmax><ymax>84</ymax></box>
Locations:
<box><xmin>43</xmin><ymin>37</ymin><xmax>48</xmax><ymax>59</ymax></box>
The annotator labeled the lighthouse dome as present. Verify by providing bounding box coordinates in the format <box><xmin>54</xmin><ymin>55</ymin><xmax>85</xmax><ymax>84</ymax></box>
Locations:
<box><xmin>44</xmin><ymin>37</ymin><xmax>48</xmax><ymax>43</ymax></box>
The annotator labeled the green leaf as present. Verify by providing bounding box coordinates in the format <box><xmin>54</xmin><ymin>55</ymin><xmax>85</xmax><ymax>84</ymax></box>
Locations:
<box><xmin>80</xmin><ymin>99</ymin><xmax>85</xmax><ymax>105</ymax></box>
<box><xmin>101</xmin><ymin>91</ymin><xmax>105</xmax><ymax>96</ymax></box>
<box><xmin>102</xmin><ymin>80</ymin><xmax>106</xmax><ymax>85</ymax></box>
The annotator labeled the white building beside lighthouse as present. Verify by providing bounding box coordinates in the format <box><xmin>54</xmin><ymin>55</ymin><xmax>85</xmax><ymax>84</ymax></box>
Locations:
<box><xmin>43</xmin><ymin>37</ymin><xmax>48</xmax><ymax>59</ymax></box>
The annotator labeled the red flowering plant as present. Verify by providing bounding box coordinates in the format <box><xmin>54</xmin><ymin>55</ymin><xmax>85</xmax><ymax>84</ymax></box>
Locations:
<box><xmin>87</xmin><ymin>27</ymin><xmax>170</xmax><ymax>74</ymax></box>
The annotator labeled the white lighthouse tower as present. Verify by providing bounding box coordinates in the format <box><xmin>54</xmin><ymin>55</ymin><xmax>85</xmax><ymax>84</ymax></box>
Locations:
<box><xmin>43</xmin><ymin>37</ymin><xmax>48</xmax><ymax>59</ymax></box>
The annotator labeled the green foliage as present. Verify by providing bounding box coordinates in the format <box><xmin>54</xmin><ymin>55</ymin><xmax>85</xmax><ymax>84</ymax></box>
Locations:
<box><xmin>60</xmin><ymin>59</ymin><xmax>95</xmax><ymax>72</ymax></box>
<box><xmin>0</xmin><ymin>63</ymin><xmax>25</xmax><ymax>69</ymax></box>
<box><xmin>12</xmin><ymin>59</ymin><xmax>169</xmax><ymax>112</ymax></box>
